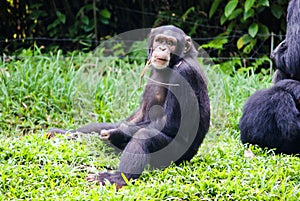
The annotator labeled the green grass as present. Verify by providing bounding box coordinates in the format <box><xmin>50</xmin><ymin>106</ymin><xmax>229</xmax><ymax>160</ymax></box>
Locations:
<box><xmin>1</xmin><ymin>48</ymin><xmax>300</xmax><ymax>200</ymax></box>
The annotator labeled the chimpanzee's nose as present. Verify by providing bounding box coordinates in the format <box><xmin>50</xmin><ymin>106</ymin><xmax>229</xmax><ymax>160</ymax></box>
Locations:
<box><xmin>159</xmin><ymin>46</ymin><xmax>167</xmax><ymax>51</ymax></box>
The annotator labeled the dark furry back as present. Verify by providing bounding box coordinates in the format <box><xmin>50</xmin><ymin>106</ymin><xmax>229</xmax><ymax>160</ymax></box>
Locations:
<box><xmin>239</xmin><ymin>79</ymin><xmax>300</xmax><ymax>154</ymax></box>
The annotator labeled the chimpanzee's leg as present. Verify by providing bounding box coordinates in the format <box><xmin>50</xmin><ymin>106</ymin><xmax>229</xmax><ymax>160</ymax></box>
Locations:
<box><xmin>95</xmin><ymin>128</ymin><xmax>173</xmax><ymax>187</ymax></box>
<box><xmin>75</xmin><ymin>122</ymin><xmax>118</xmax><ymax>133</ymax></box>
<box><xmin>47</xmin><ymin>122</ymin><xmax>118</xmax><ymax>135</ymax></box>
<box><xmin>48</xmin><ymin>122</ymin><xmax>143</xmax><ymax>150</ymax></box>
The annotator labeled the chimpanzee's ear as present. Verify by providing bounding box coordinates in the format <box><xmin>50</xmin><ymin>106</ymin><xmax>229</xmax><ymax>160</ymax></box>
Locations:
<box><xmin>184</xmin><ymin>36</ymin><xmax>192</xmax><ymax>54</ymax></box>
<box><xmin>147</xmin><ymin>47</ymin><xmax>153</xmax><ymax>60</ymax></box>
<box><xmin>147</xmin><ymin>28</ymin><xmax>156</xmax><ymax>58</ymax></box>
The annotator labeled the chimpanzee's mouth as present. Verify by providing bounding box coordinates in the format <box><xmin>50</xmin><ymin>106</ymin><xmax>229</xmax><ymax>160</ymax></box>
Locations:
<box><xmin>155</xmin><ymin>57</ymin><xmax>169</xmax><ymax>62</ymax></box>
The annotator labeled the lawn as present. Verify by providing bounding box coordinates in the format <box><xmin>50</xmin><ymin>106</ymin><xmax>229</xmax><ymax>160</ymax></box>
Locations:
<box><xmin>0</xmin><ymin>47</ymin><xmax>300</xmax><ymax>200</ymax></box>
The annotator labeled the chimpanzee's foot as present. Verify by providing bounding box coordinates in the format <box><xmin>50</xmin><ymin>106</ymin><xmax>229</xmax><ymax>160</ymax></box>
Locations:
<box><xmin>46</xmin><ymin>128</ymin><xmax>68</xmax><ymax>138</ymax></box>
<box><xmin>87</xmin><ymin>172</ymin><xmax>130</xmax><ymax>190</ymax></box>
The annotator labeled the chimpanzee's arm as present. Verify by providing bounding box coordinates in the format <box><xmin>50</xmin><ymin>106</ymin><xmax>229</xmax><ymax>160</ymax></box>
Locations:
<box><xmin>100</xmin><ymin>122</ymin><xmax>146</xmax><ymax>149</ymax></box>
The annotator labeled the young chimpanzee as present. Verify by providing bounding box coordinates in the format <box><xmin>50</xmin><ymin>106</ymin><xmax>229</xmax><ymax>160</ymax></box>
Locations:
<box><xmin>239</xmin><ymin>79</ymin><xmax>300</xmax><ymax>155</ymax></box>
<box><xmin>48</xmin><ymin>25</ymin><xmax>210</xmax><ymax>188</ymax></box>
<box><xmin>271</xmin><ymin>0</ymin><xmax>300</xmax><ymax>83</ymax></box>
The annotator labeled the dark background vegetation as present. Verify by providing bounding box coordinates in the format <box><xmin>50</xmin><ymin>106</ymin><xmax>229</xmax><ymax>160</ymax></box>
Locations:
<box><xmin>0</xmin><ymin>0</ymin><xmax>289</xmax><ymax>67</ymax></box>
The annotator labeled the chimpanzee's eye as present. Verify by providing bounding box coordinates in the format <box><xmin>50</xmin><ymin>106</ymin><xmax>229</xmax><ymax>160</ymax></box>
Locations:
<box><xmin>167</xmin><ymin>41</ymin><xmax>174</xmax><ymax>46</ymax></box>
<box><xmin>155</xmin><ymin>38</ymin><xmax>163</xmax><ymax>43</ymax></box>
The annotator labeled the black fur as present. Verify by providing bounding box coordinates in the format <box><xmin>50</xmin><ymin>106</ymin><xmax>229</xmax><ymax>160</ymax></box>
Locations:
<box><xmin>239</xmin><ymin>79</ymin><xmax>300</xmax><ymax>154</ymax></box>
<box><xmin>271</xmin><ymin>0</ymin><xmax>300</xmax><ymax>82</ymax></box>
<box><xmin>48</xmin><ymin>25</ymin><xmax>210</xmax><ymax>188</ymax></box>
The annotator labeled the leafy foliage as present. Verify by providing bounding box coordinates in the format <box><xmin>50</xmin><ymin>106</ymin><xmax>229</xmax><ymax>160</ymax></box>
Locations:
<box><xmin>200</xmin><ymin>0</ymin><xmax>288</xmax><ymax>70</ymax></box>
<box><xmin>1</xmin><ymin>1</ymin><xmax>112</xmax><ymax>52</ymax></box>
<box><xmin>1</xmin><ymin>0</ymin><xmax>289</xmax><ymax>57</ymax></box>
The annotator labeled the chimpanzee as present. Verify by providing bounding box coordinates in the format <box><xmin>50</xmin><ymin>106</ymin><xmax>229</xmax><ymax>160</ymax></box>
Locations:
<box><xmin>239</xmin><ymin>79</ymin><xmax>300</xmax><ymax>155</ymax></box>
<box><xmin>240</xmin><ymin>0</ymin><xmax>300</xmax><ymax>155</ymax></box>
<box><xmin>48</xmin><ymin>25</ymin><xmax>210</xmax><ymax>189</ymax></box>
<box><xmin>271</xmin><ymin>0</ymin><xmax>300</xmax><ymax>83</ymax></box>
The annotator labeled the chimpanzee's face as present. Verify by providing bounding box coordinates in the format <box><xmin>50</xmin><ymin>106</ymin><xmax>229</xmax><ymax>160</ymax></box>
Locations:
<box><xmin>148</xmin><ymin>25</ymin><xmax>193</xmax><ymax>69</ymax></box>
<box><xmin>270</xmin><ymin>40</ymin><xmax>287</xmax><ymax>69</ymax></box>
<box><xmin>150</xmin><ymin>34</ymin><xmax>177</xmax><ymax>69</ymax></box>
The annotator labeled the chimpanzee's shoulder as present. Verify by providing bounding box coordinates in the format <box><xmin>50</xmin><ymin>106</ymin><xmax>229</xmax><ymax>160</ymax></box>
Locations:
<box><xmin>174</xmin><ymin>59</ymin><xmax>203</xmax><ymax>77</ymax></box>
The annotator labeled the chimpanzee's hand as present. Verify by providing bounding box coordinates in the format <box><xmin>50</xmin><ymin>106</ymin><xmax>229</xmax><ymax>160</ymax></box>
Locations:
<box><xmin>100</xmin><ymin>129</ymin><xmax>111</xmax><ymax>140</ymax></box>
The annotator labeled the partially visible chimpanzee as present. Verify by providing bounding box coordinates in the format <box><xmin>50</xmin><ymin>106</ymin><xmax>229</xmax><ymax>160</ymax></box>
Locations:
<box><xmin>271</xmin><ymin>0</ymin><xmax>300</xmax><ymax>83</ymax></box>
<box><xmin>239</xmin><ymin>79</ymin><xmax>300</xmax><ymax>154</ymax></box>
<box><xmin>240</xmin><ymin>0</ymin><xmax>300</xmax><ymax>155</ymax></box>
<box><xmin>48</xmin><ymin>25</ymin><xmax>210</xmax><ymax>189</ymax></box>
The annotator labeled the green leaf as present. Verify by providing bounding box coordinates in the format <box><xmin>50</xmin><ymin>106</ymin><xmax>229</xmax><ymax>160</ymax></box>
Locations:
<box><xmin>182</xmin><ymin>6</ymin><xmax>195</xmax><ymax>21</ymax></box>
<box><xmin>258</xmin><ymin>24</ymin><xmax>270</xmax><ymax>40</ymax></box>
<box><xmin>81</xmin><ymin>16</ymin><xmax>89</xmax><ymax>25</ymax></box>
<box><xmin>228</xmin><ymin>8</ymin><xmax>243</xmax><ymax>20</ymax></box>
<box><xmin>258</xmin><ymin>0</ymin><xmax>269</xmax><ymax>7</ymax></box>
<box><xmin>237</xmin><ymin>34</ymin><xmax>252</xmax><ymax>49</ymax></box>
<box><xmin>47</xmin><ymin>19</ymin><xmax>60</xmax><ymax>31</ymax></box>
<box><xmin>220</xmin><ymin>13</ymin><xmax>227</xmax><ymax>25</ymax></box>
<box><xmin>56</xmin><ymin>11</ymin><xmax>66</xmax><ymax>24</ymax></box>
<box><xmin>100</xmin><ymin>18</ymin><xmax>109</xmax><ymax>25</ymax></box>
<box><xmin>83</xmin><ymin>23</ymin><xmax>94</xmax><ymax>32</ymax></box>
<box><xmin>226</xmin><ymin>21</ymin><xmax>235</xmax><ymax>34</ymax></box>
<box><xmin>245</xmin><ymin>0</ymin><xmax>255</xmax><ymax>12</ymax></box>
<box><xmin>76</xmin><ymin>4</ymin><xmax>94</xmax><ymax>18</ymax></box>
<box><xmin>225</xmin><ymin>0</ymin><xmax>238</xmax><ymax>18</ymax></box>
<box><xmin>248</xmin><ymin>23</ymin><xmax>258</xmax><ymax>38</ymax></box>
<box><xmin>243</xmin><ymin>9</ymin><xmax>255</xmax><ymax>21</ymax></box>
<box><xmin>271</xmin><ymin>5</ymin><xmax>283</xmax><ymax>19</ymax></box>
<box><xmin>243</xmin><ymin>39</ymin><xmax>257</xmax><ymax>53</ymax></box>
<box><xmin>100</xmin><ymin>9</ymin><xmax>111</xmax><ymax>19</ymax></box>
<box><xmin>209</xmin><ymin>0</ymin><xmax>222</xmax><ymax>18</ymax></box>
<box><xmin>201</xmin><ymin>37</ymin><xmax>228</xmax><ymax>49</ymax></box>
